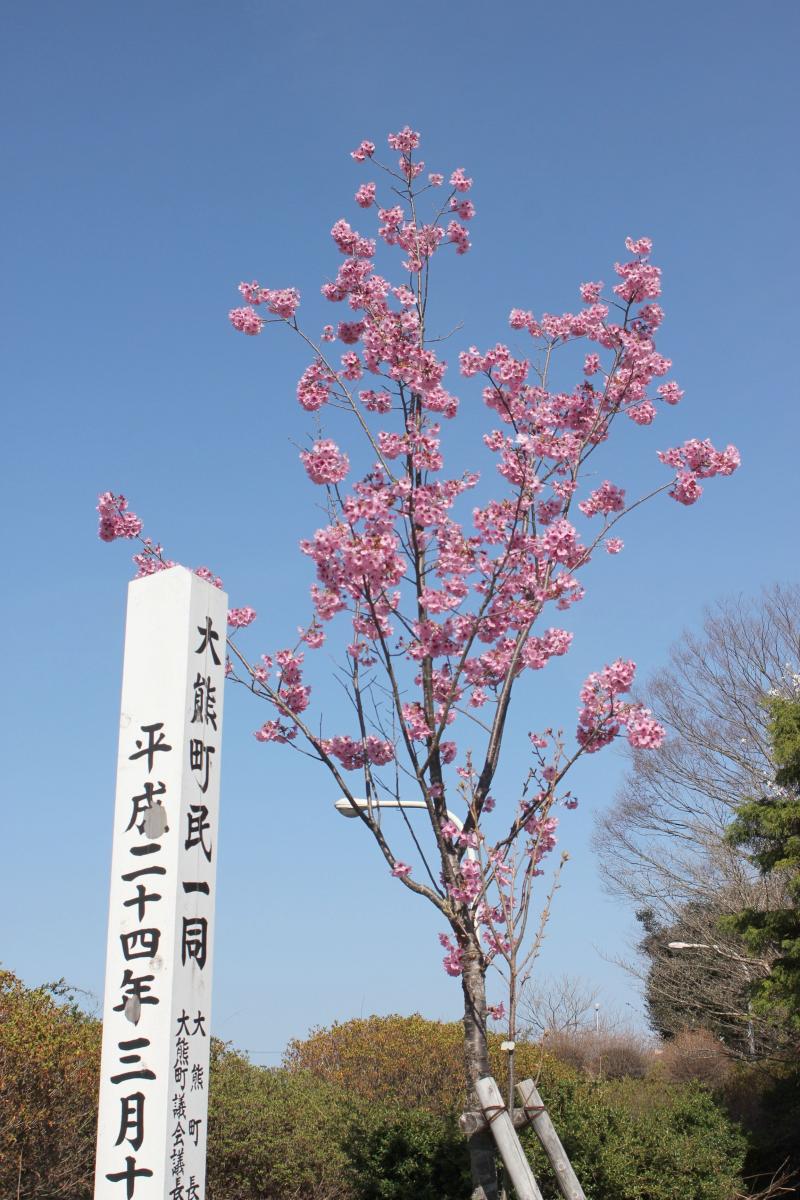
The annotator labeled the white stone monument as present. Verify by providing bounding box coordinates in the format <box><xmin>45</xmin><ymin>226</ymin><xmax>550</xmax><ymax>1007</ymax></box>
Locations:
<box><xmin>94</xmin><ymin>567</ymin><xmax>226</xmax><ymax>1200</ymax></box>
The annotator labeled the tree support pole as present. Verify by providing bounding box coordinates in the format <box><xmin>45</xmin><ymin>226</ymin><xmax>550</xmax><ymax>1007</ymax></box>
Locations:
<box><xmin>516</xmin><ymin>1079</ymin><xmax>586</xmax><ymax>1200</ymax></box>
<box><xmin>474</xmin><ymin>1076</ymin><xmax>544</xmax><ymax>1200</ymax></box>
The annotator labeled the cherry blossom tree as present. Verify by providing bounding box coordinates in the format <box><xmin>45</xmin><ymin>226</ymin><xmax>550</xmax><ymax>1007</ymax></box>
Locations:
<box><xmin>100</xmin><ymin>126</ymin><xmax>739</xmax><ymax>1199</ymax></box>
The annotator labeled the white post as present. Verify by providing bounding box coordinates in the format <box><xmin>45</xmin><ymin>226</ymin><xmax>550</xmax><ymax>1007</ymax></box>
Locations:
<box><xmin>94</xmin><ymin>568</ymin><xmax>226</xmax><ymax>1200</ymax></box>
<box><xmin>474</xmin><ymin>1076</ymin><xmax>544</xmax><ymax>1200</ymax></box>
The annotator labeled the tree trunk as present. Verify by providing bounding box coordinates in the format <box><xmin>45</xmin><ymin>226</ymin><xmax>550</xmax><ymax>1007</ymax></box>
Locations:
<box><xmin>461</xmin><ymin>945</ymin><xmax>499</xmax><ymax>1200</ymax></box>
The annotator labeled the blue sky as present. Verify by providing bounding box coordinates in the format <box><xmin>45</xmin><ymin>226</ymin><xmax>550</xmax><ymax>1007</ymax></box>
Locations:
<box><xmin>2</xmin><ymin>0</ymin><xmax>798</xmax><ymax>1062</ymax></box>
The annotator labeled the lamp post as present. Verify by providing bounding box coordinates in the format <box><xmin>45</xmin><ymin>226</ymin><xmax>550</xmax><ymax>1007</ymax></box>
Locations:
<box><xmin>667</xmin><ymin>941</ymin><xmax>756</xmax><ymax>1058</ymax></box>
<box><xmin>334</xmin><ymin>796</ymin><xmax>478</xmax><ymax>861</ymax></box>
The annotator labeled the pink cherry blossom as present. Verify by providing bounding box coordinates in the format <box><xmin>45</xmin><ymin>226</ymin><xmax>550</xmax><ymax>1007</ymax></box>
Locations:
<box><xmin>447</xmin><ymin>220</ymin><xmax>471</xmax><ymax>255</ymax></box>
<box><xmin>228</xmin><ymin>607</ymin><xmax>257</xmax><ymax>629</ymax></box>
<box><xmin>297</xmin><ymin>360</ymin><xmax>335</xmax><ymax>411</ymax></box>
<box><xmin>579</xmin><ymin>481</ymin><xmax>626</xmax><ymax>518</ymax></box>
<box><xmin>438</xmin><ymin>933</ymin><xmax>463</xmax><ymax>977</ymax></box>
<box><xmin>229</xmin><ymin>306</ymin><xmax>264</xmax><ymax>335</ymax></box>
<box><xmin>254</xmin><ymin>719</ymin><xmax>297</xmax><ymax>744</ymax></box>
<box><xmin>300</xmin><ymin>624</ymin><xmax>326</xmax><ymax>649</ymax></box>
<box><xmin>350</xmin><ymin>139</ymin><xmax>375</xmax><ymax>162</ymax></box>
<box><xmin>97</xmin><ymin>492</ymin><xmax>143</xmax><ymax>542</ymax></box>
<box><xmin>238</xmin><ymin>281</ymin><xmax>268</xmax><ymax>304</ymax></box>
<box><xmin>132</xmin><ymin>541</ymin><xmax>175</xmax><ymax>578</ymax></box>
<box><xmin>340</xmin><ymin>351</ymin><xmax>363</xmax><ymax>380</ymax></box>
<box><xmin>580</xmin><ymin>281</ymin><xmax>604</xmax><ymax>304</ymax></box>
<box><xmin>238</xmin><ymin>283</ymin><xmax>300</xmax><ymax>320</ymax></box>
<box><xmin>387</xmin><ymin>126</ymin><xmax>420</xmax><ymax>152</ymax></box>
<box><xmin>355</xmin><ymin>182</ymin><xmax>376</xmax><ymax>208</ymax></box>
<box><xmin>195</xmin><ymin>566</ymin><xmax>224</xmax><ymax>589</ymax></box>
<box><xmin>628</xmin><ymin>400</ymin><xmax>657</xmax><ymax>425</ymax></box>
<box><xmin>449</xmin><ymin>167</ymin><xmax>472</xmax><ymax>192</ymax></box>
<box><xmin>671</xmin><ymin>472</ymin><xmax>703</xmax><ymax>505</ymax></box>
<box><xmin>266</xmin><ymin>288</ymin><xmax>300</xmax><ymax>319</ymax></box>
<box><xmin>450</xmin><ymin>197</ymin><xmax>476</xmax><ymax>220</ymax></box>
<box><xmin>657</xmin><ymin>380</ymin><xmax>684</xmax><ymax>405</ymax></box>
<box><xmin>624</xmin><ymin>708</ymin><xmax>665</xmax><ymax>748</ymax></box>
<box><xmin>658</xmin><ymin>438</ymin><xmax>740</xmax><ymax>504</ymax></box>
<box><xmin>366</xmin><ymin>736</ymin><xmax>395</xmax><ymax>765</ymax></box>
<box><xmin>613</xmin><ymin>245</ymin><xmax>662</xmax><ymax>303</ymax></box>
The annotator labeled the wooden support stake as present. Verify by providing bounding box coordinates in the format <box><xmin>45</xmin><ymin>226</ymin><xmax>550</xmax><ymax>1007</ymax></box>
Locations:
<box><xmin>460</xmin><ymin>1108</ymin><xmax>531</xmax><ymax>1137</ymax></box>
<box><xmin>516</xmin><ymin>1079</ymin><xmax>586</xmax><ymax>1200</ymax></box>
<box><xmin>474</xmin><ymin>1076</ymin><xmax>544</xmax><ymax>1200</ymax></box>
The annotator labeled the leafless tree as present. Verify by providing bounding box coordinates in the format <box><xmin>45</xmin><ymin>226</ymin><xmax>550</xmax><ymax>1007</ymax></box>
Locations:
<box><xmin>518</xmin><ymin>972</ymin><xmax>602</xmax><ymax>1038</ymax></box>
<box><xmin>594</xmin><ymin>584</ymin><xmax>800</xmax><ymax>1053</ymax></box>
<box><xmin>517</xmin><ymin>973</ymin><xmax>657</xmax><ymax>1080</ymax></box>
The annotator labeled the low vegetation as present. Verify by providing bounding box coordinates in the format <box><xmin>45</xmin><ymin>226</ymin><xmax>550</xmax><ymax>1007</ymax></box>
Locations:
<box><xmin>2</xmin><ymin>972</ymin><xmax>771</xmax><ymax>1199</ymax></box>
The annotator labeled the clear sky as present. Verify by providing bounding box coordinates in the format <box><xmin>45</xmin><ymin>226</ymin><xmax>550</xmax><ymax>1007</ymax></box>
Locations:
<box><xmin>2</xmin><ymin>0</ymin><xmax>798</xmax><ymax>1064</ymax></box>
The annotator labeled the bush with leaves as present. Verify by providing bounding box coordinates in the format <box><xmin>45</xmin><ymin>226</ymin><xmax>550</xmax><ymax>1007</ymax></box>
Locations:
<box><xmin>345</xmin><ymin>1108</ymin><xmax>471</xmax><ymax>1200</ymax></box>
<box><xmin>519</xmin><ymin>1075</ymin><xmax>747</xmax><ymax>1200</ymax></box>
<box><xmin>288</xmin><ymin>1015</ymin><xmax>748</xmax><ymax>1200</ymax></box>
<box><xmin>206</xmin><ymin>1042</ymin><xmax>355</xmax><ymax>1200</ymax></box>
<box><xmin>284</xmin><ymin>1014</ymin><xmax>468</xmax><ymax>1117</ymax></box>
<box><xmin>0</xmin><ymin>988</ymin><xmax>752</xmax><ymax>1200</ymax></box>
<box><xmin>0</xmin><ymin>969</ymin><xmax>100</xmax><ymax>1200</ymax></box>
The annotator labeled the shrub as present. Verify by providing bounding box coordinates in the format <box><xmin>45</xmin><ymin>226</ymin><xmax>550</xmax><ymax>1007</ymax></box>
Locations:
<box><xmin>345</xmin><ymin>1108</ymin><xmax>470</xmax><ymax>1200</ymax></box>
<box><xmin>658</xmin><ymin>1028</ymin><xmax>734</xmax><ymax>1087</ymax></box>
<box><xmin>0</xmin><ymin>992</ymin><xmax>750</xmax><ymax>1200</ymax></box>
<box><xmin>206</xmin><ymin>1044</ymin><xmax>354</xmax><ymax>1200</ymax></box>
<box><xmin>542</xmin><ymin>1027</ymin><xmax>654</xmax><ymax>1079</ymax></box>
<box><xmin>284</xmin><ymin>1013</ymin><xmax>467</xmax><ymax>1116</ymax></box>
<box><xmin>0</xmin><ymin>969</ymin><xmax>101</xmax><ymax>1200</ymax></box>
<box><xmin>211</xmin><ymin>1038</ymin><xmax>473</xmax><ymax>1200</ymax></box>
<box><xmin>284</xmin><ymin>1013</ymin><xmax>594</xmax><ymax>1112</ymax></box>
<box><xmin>288</xmin><ymin>1015</ymin><xmax>748</xmax><ymax>1200</ymax></box>
<box><xmin>522</xmin><ymin>1075</ymin><xmax>747</xmax><ymax>1200</ymax></box>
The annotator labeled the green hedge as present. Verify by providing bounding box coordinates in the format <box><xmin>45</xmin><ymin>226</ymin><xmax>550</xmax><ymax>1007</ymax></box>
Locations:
<box><xmin>521</xmin><ymin>1074</ymin><xmax>747</xmax><ymax>1200</ymax></box>
<box><xmin>0</xmin><ymin>978</ymin><xmax>749</xmax><ymax>1200</ymax></box>
<box><xmin>206</xmin><ymin>1042</ymin><xmax>354</xmax><ymax>1199</ymax></box>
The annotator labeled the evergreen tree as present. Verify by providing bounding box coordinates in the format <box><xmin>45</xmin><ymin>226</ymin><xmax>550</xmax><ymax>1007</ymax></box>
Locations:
<box><xmin>724</xmin><ymin>695</ymin><xmax>800</xmax><ymax>1032</ymax></box>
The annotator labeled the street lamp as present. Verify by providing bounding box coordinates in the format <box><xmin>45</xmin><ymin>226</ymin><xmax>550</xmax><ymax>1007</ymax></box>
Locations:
<box><xmin>334</xmin><ymin>796</ymin><xmax>478</xmax><ymax>861</ymax></box>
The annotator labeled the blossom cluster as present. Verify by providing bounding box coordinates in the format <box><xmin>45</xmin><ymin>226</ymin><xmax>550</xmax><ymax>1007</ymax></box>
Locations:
<box><xmin>320</xmin><ymin>734</ymin><xmax>395</xmax><ymax>771</ymax></box>
<box><xmin>438</xmin><ymin>932</ymin><xmax>464</xmax><ymax>977</ymax></box>
<box><xmin>97</xmin><ymin>492</ymin><xmax>142</xmax><ymax>542</ymax></box>
<box><xmin>299</xmin><ymin>439</ymin><xmax>350</xmax><ymax>486</ymax></box>
<box><xmin>658</xmin><ymin>438</ymin><xmax>741</xmax><ymax>505</ymax></box>
<box><xmin>577</xmin><ymin>659</ymin><xmax>665</xmax><ymax>752</ymax></box>
<box><xmin>228</xmin><ymin>607</ymin><xmax>257</xmax><ymax>629</ymax></box>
